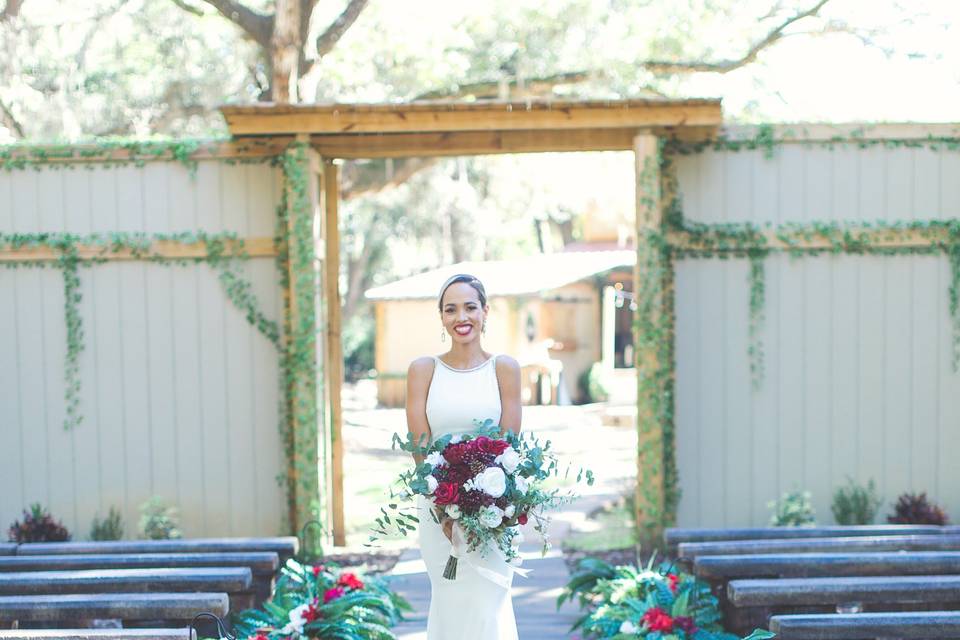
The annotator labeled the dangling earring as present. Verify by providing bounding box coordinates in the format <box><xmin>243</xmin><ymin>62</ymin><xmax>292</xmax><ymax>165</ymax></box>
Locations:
<box><xmin>440</xmin><ymin>328</ymin><xmax>446</xmax><ymax>342</ymax></box>
<box><xmin>482</xmin><ymin>321</ymin><xmax>487</xmax><ymax>335</ymax></box>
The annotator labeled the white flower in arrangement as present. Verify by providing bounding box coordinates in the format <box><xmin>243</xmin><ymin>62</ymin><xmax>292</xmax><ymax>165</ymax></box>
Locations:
<box><xmin>445</xmin><ymin>504</ymin><xmax>461</xmax><ymax>519</ymax></box>
<box><xmin>424</xmin><ymin>451</ymin><xmax>447</xmax><ymax>468</ymax></box>
<box><xmin>426</xmin><ymin>475</ymin><xmax>438</xmax><ymax>495</ymax></box>
<box><xmin>503</xmin><ymin>504</ymin><xmax>516</xmax><ymax>518</ymax></box>
<box><xmin>478</xmin><ymin>504</ymin><xmax>505</xmax><ymax>528</ymax></box>
<box><xmin>619</xmin><ymin>620</ymin><xmax>639</xmax><ymax>634</ymax></box>
<box><xmin>449</xmin><ymin>434</ymin><xmax>463</xmax><ymax>444</ymax></box>
<box><xmin>474</xmin><ymin>466</ymin><xmax>507</xmax><ymax>498</ymax></box>
<box><xmin>513</xmin><ymin>475</ymin><xmax>529</xmax><ymax>494</ymax></box>
<box><xmin>495</xmin><ymin>447</ymin><xmax>522</xmax><ymax>473</ymax></box>
<box><xmin>281</xmin><ymin>603</ymin><xmax>311</xmax><ymax>635</ymax></box>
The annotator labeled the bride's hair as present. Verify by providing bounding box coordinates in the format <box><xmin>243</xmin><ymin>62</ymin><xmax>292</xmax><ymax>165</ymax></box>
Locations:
<box><xmin>438</xmin><ymin>273</ymin><xmax>487</xmax><ymax>311</ymax></box>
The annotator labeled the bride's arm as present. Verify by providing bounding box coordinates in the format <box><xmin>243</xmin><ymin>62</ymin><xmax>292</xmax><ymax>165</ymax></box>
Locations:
<box><xmin>495</xmin><ymin>355</ymin><xmax>522</xmax><ymax>435</ymax></box>
<box><xmin>405</xmin><ymin>357</ymin><xmax>435</xmax><ymax>465</ymax></box>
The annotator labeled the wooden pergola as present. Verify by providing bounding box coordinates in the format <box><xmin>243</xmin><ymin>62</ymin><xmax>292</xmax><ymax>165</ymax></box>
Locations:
<box><xmin>221</xmin><ymin>98</ymin><xmax>724</xmax><ymax>545</ymax></box>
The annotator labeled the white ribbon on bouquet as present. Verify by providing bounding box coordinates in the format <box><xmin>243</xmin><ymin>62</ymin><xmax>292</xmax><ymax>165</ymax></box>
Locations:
<box><xmin>449</xmin><ymin>521</ymin><xmax>530</xmax><ymax>589</ymax></box>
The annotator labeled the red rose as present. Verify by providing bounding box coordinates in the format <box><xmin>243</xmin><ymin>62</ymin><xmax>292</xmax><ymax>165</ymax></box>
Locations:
<box><xmin>667</xmin><ymin>573</ymin><xmax>680</xmax><ymax>593</ymax></box>
<box><xmin>301</xmin><ymin>599</ymin><xmax>321</xmax><ymax>622</ymax></box>
<box><xmin>337</xmin><ymin>572</ymin><xmax>364</xmax><ymax>590</ymax></box>
<box><xmin>475</xmin><ymin>436</ymin><xmax>510</xmax><ymax>455</ymax></box>
<box><xmin>323</xmin><ymin>586</ymin><xmax>344</xmax><ymax>603</ymax></box>
<box><xmin>312</xmin><ymin>564</ymin><xmax>325</xmax><ymax>577</ymax></box>
<box><xmin>642</xmin><ymin>607</ymin><xmax>674</xmax><ymax>632</ymax></box>
<box><xmin>517</xmin><ymin>512</ymin><xmax>528</xmax><ymax>525</ymax></box>
<box><xmin>434</xmin><ymin>481</ymin><xmax>460</xmax><ymax>506</ymax></box>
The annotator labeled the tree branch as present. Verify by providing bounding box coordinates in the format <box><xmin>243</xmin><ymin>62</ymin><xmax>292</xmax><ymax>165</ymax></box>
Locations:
<box><xmin>314</xmin><ymin>0</ymin><xmax>368</xmax><ymax>58</ymax></box>
<box><xmin>170</xmin><ymin>0</ymin><xmax>203</xmax><ymax>16</ymax></box>
<box><xmin>193</xmin><ymin>0</ymin><xmax>273</xmax><ymax>49</ymax></box>
<box><xmin>2</xmin><ymin>0</ymin><xmax>24</xmax><ymax>21</ymax></box>
<box><xmin>341</xmin><ymin>157</ymin><xmax>439</xmax><ymax>201</ymax></box>
<box><xmin>640</xmin><ymin>0</ymin><xmax>833</xmax><ymax>74</ymax></box>
<box><xmin>0</xmin><ymin>98</ymin><xmax>24</xmax><ymax>138</ymax></box>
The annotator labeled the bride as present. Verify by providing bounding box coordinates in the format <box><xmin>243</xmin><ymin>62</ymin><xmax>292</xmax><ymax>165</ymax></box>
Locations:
<box><xmin>405</xmin><ymin>273</ymin><xmax>522</xmax><ymax>640</ymax></box>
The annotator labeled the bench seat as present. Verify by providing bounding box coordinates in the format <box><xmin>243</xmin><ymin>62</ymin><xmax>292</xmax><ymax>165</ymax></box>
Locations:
<box><xmin>678</xmin><ymin>534</ymin><xmax>960</xmax><ymax>560</ymax></box>
<box><xmin>0</xmin><ymin>552</ymin><xmax>278</xmax><ymax>578</ymax></box>
<box><xmin>0</xmin><ymin>630</ymin><xmax>194</xmax><ymax>640</ymax></box>
<box><xmin>0</xmin><ymin>567</ymin><xmax>251</xmax><ymax>595</ymax></box>
<box><xmin>0</xmin><ymin>592</ymin><xmax>228</xmax><ymax>622</ymax></box>
<box><xmin>728</xmin><ymin>575</ymin><xmax>960</xmax><ymax>607</ymax></box>
<box><xmin>696</xmin><ymin>551</ymin><xmax>960</xmax><ymax>580</ymax></box>
<box><xmin>769</xmin><ymin>611</ymin><xmax>960</xmax><ymax>639</ymax></box>
<box><xmin>15</xmin><ymin>538</ymin><xmax>297</xmax><ymax>561</ymax></box>
<box><xmin>666</xmin><ymin>525</ymin><xmax>948</xmax><ymax>551</ymax></box>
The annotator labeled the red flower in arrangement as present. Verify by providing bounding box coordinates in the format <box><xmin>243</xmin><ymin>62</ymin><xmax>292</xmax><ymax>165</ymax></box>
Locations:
<box><xmin>675</xmin><ymin>616</ymin><xmax>698</xmax><ymax>634</ymax></box>
<box><xmin>250</xmin><ymin>634</ymin><xmax>269</xmax><ymax>640</ymax></box>
<box><xmin>323</xmin><ymin>586</ymin><xmax>344</xmax><ymax>603</ymax></box>
<box><xmin>301</xmin><ymin>599</ymin><xmax>321</xmax><ymax>623</ymax></box>
<box><xmin>311</xmin><ymin>564</ymin><xmax>325</xmax><ymax>577</ymax></box>
<box><xmin>337</xmin><ymin>572</ymin><xmax>364</xmax><ymax>590</ymax></box>
<box><xmin>517</xmin><ymin>512</ymin><xmax>528</xmax><ymax>525</ymax></box>
<box><xmin>434</xmin><ymin>481</ymin><xmax>460</xmax><ymax>506</ymax></box>
<box><xmin>474</xmin><ymin>436</ymin><xmax>510</xmax><ymax>455</ymax></box>
<box><xmin>443</xmin><ymin>443</ymin><xmax>469</xmax><ymax>465</ymax></box>
<box><xmin>667</xmin><ymin>572</ymin><xmax>680</xmax><ymax>593</ymax></box>
<box><xmin>642</xmin><ymin>607</ymin><xmax>675</xmax><ymax>632</ymax></box>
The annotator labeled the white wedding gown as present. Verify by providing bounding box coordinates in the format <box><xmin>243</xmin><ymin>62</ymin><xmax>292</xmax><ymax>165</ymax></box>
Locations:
<box><xmin>418</xmin><ymin>354</ymin><xmax>519</xmax><ymax>640</ymax></box>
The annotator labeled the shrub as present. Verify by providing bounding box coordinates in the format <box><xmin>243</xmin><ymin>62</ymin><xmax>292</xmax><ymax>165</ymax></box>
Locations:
<box><xmin>8</xmin><ymin>503</ymin><xmax>71</xmax><ymax>543</ymax></box>
<box><xmin>138</xmin><ymin>497</ymin><xmax>182</xmax><ymax>540</ymax></box>
<box><xmin>578</xmin><ymin>362</ymin><xmax>610</xmax><ymax>404</ymax></box>
<box><xmin>832</xmin><ymin>477</ymin><xmax>882</xmax><ymax>525</ymax></box>
<box><xmin>768</xmin><ymin>490</ymin><xmax>816</xmax><ymax>527</ymax></box>
<box><xmin>887</xmin><ymin>492</ymin><xmax>949</xmax><ymax>525</ymax></box>
<box><xmin>89</xmin><ymin>506</ymin><xmax>124</xmax><ymax>541</ymax></box>
<box><xmin>232</xmin><ymin>560</ymin><xmax>410</xmax><ymax>639</ymax></box>
<box><xmin>559</xmin><ymin>557</ymin><xmax>773</xmax><ymax>639</ymax></box>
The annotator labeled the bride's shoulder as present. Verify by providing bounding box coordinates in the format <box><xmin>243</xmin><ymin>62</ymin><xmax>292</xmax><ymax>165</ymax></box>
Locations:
<box><xmin>493</xmin><ymin>353</ymin><xmax>520</xmax><ymax>373</ymax></box>
<box><xmin>407</xmin><ymin>355</ymin><xmax>437</xmax><ymax>377</ymax></box>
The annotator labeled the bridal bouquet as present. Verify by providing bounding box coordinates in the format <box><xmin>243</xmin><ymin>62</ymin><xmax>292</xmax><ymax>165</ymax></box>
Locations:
<box><xmin>370</xmin><ymin>419</ymin><xmax>593</xmax><ymax>578</ymax></box>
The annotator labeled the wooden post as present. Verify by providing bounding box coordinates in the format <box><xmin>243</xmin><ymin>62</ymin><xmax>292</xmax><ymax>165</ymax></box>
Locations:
<box><xmin>323</xmin><ymin>159</ymin><xmax>346</xmax><ymax>547</ymax></box>
<box><xmin>633</xmin><ymin>133</ymin><xmax>671</xmax><ymax>548</ymax></box>
<box><xmin>281</xmin><ymin>137</ymin><xmax>325</xmax><ymax>550</ymax></box>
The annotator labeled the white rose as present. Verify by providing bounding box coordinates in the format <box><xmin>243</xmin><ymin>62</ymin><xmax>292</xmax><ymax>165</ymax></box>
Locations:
<box><xmin>514</xmin><ymin>475</ymin><xmax>529</xmax><ymax>494</ymax></box>
<box><xmin>495</xmin><ymin>448</ymin><xmax>522</xmax><ymax>474</ymax></box>
<box><xmin>425</xmin><ymin>475</ymin><xmax>438</xmax><ymax>495</ymax></box>
<box><xmin>475</xmin><ymin>466</ymin><xmax>507</xmax><ymax>498</ymax></box>
<box><xmin>619</xmin><ymin>620</ymin><xmax>639</xmax><ymax>635</ymax></box>
<box><xmin>478</xmin><ymin>505</ymin><xmax>504</xmax><ymax>528</ymax></box>
<box><xmin>281</xmin><ymin>603</ymin><xmax>310</xmax><ymax>635</ymax></box>
<box><xmin>424</xmin><ymin>451</ymin><xmax>447</xmax><ymax>468</ymax></box>
<box><xmin>445</xmin><ymin>504</ymin><xmax>461</xmax><ymax>519</ymax></box>
<box><xmin>504</xmin><ymin>505</ymin><xmax>516</xmax><ymax>518</ymax></box>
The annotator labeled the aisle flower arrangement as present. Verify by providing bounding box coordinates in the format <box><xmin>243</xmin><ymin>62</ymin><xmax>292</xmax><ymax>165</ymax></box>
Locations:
<box><xmin>560</xmin><ymin>557</ymin><xmax>774</xmax><ymax>640</ymax></box>
<box><xmin>231</xmin><ymin>559</ymin><xmax>410</xmax><ymax>640</ymax></box>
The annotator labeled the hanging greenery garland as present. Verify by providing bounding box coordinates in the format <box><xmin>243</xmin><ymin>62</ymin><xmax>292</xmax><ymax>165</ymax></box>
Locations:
<box><xmin>0</xmin><ymin>230</ymin><xmax>281</xmax><ymax>431</ymax></box>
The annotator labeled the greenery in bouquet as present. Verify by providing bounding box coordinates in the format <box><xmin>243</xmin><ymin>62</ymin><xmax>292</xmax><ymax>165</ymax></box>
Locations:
<box><xmin>231</xmin><ymin>559</ymin><xmax>410</xmax><ymax>640</ymax></box>
<box><xmin>559</xmin><ymin>557</ymin><xmax>773</xmax><ymax>640</ymax></box>
<box><xmin>369</xmin><ymin>419</ymin><xmax>593</xmax><ymax>561</ymax></box>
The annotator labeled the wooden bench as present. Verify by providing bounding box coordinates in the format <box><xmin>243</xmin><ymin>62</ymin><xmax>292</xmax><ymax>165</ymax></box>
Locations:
<box><xmin>0</xmin><ymin>545</ymin><xmax>14</xmax><ymax>557</ymax></box>
<box><xmin>0</xmin><ymin>552</ymin><xmax>278</xmax><ymax>606</ymax></box>
<box><xmin>696</xmin><ymin>551</ymin><xmax>960</xmax><ymax>580</ymax></box>
<box><xmin>769</xmin><ymin>611</ymin><xmax>960</xmax><ymax>639</ymax></box>
<box><xmin>0</xmin><ymin>592</ymin><xmax>228</xmax><ymax>623</ymax></box>
<box><xmin>15</xmin><ymin>538</ymin><xmax>298</xmax><ymax>563</ymax></box>
<box><xmin>666</xmin><ymin>525</ymin><xmax>948</xmax><ymax>553</ymax></box>
<box><xmin>0</xmin><ymin>631</ymin><xmax>195</xmax><ymax>640</ymax></box>
<box><xmin>728</xmin><ymin>575</ymin><xmax>960</xmax><ymax>608</ymax></box>
<box><xmin>677</xmin><ymin>534</ymin><xmax>960</xmax><ymax>560</ymax></box>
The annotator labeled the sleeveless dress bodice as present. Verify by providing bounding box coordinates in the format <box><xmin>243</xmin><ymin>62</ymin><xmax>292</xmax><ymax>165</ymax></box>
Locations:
<box><xmin>417</xmin><ymin>353</ymin><xmax>518</xmax><ymax>640</ymax></box>
<box><xmin>426</xmin><ymin>354</ymin><xmax>502</xmax><ymax>438</ymax></box>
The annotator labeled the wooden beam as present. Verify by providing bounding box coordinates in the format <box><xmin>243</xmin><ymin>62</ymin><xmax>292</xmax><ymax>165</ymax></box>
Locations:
<box><xmin>670</xmin><ymin>123</ymin><xmax>960</xmax><ymax>145</ymax></box>
<box><xmin>0</xmin><ymin>237</ymin><xmax>277</xmax><ymax>262</ymax></box>
<box><xmin>323</xmin><ymin>159</ymin><xmax>346</xmax><ymax>547</ymax></box>
<box><xmin>312</xmin><ymin>128</ymin><xmax>643</xmax><ymax>158</ymax></box>
<box><xmin>668</xmin><ymin>226</ymin><xmax>952</xmax><ymax>253</ymax></box>
<box><xmin>633</xmin><ymin>133</ymin><xmax>670</xmax><ymax>547</ymax></box>
<box><xmin>221</xmin><ymin>99</ymin><xmax>723</xmax><ymax>136</ymax></box>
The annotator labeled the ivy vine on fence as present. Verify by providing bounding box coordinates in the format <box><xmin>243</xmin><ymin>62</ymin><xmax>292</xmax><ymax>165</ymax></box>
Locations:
<box><xmin>0</xmin><ymin>230</ymin><xmax>281</xmax><ymax>430</ymax></box>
